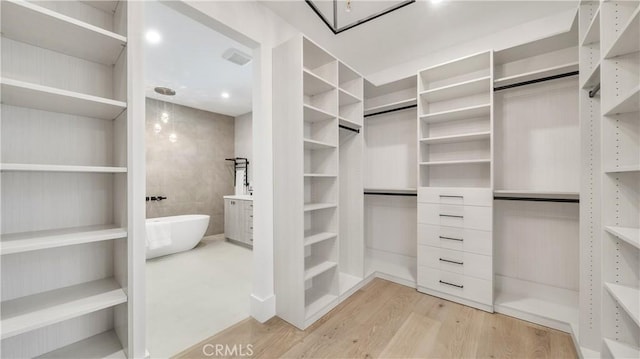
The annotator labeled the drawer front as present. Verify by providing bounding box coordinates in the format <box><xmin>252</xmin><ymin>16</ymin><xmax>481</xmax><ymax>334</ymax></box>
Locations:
<box><xmin>417</xmin><ymin>203</ymin><xmax>492</xmax><ymax>231</ymax></box>
<box><xmin>417</xmin><ymin>266</ymin><xmax>492</xmax><ymax>305</ymax></box>
<box><xmin>418</xmin><ymin>224</ymin><xmax>492</xmax><ymax>256</ymax></box>
<box><xmin>417</xmin><ymin>245</ymin><xmax>492</xmax><ymax>280</ymax></box>
<box><xmin>418</xmin><ymin>188</ymin><xmax>492</xmax><ymax>207</ymax></box>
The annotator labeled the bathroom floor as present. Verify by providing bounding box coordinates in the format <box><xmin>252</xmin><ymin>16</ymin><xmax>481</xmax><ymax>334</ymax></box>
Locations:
<box><xmin>146</xmin><ymin>234</ymin><xmax>252</xmax><ymax>359</ymax></box>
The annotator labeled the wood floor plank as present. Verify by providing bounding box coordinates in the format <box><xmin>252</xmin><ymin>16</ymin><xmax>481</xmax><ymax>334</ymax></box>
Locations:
<box><xmin>174</xmin><ymin>278</ymin><xmax>578</xmax><ymax>359</ymax></box>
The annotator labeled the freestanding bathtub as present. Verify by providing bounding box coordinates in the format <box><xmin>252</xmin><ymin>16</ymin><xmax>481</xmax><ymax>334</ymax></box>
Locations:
<box><xmin>145</xmin><ymin>215</ymin><xmax>210</xmax><ymax>259</ymax></box>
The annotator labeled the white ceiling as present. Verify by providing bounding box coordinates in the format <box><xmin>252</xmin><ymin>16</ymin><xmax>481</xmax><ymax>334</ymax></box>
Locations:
<box><xmin>144</xmin><ymin>1</ymin><xmax>253</xmax><ymax>117</ymax></box>
<box><xmin>262</xmin><ymin>0</ymin><xmax>578</xmax><ymax>77</ymax></box>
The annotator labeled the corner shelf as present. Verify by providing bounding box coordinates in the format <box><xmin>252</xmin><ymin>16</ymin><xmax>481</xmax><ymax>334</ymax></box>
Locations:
<box><xmin>1</xmin><ymin>225</ymin><xmax>127</xmax><ymax>255</ymax></box>
<box><xmin>303</xmin><ymin>139</ymin><xmax>337</xmax><ymax>150</ymax></box>
<box><xmin>1</xmin><ymin>78</ymin><xmax>127</xmax><ymax>120</ymax></box>
<box><xmin>603</xmin><ymin>338</ymin><xmax>640</xmax><ymax>359</ymax></box>
<box><xmin>339</xmin><ymin>88</ymin><xmax>361</xmax><ymax>106</ymax></box>
<box><xmin>604</xmin><ymin>85</ymin><xmax>640</xmax><ymax>116</ymax></box>
<box><xmin>303</xmin><ymin>231</ymin><xmax>337</xmax><ymax>247</ymax></box>
<box><xmin>419</xmin><ymin>159</ymin><xmax>491</xmax><ymax>166</ymax></box>
<box><xmin>494</xmin><ymin>62</ymin><xmax>579</xmax><ymax>88</ymax></box>
<box><xmin>304</xmin><ymin>260</ymin><xmax>337</xmax><ymax>281</ymax></box>
<box><xmin>303</xmin><ymin>104</ymin><xmax>336</xmax><ymax>123</ymax></box>
<box><xmin>1</xmin><ymin>0</ymin><xmax>127</xmax><ymax>65</ymax></box>
<box><xmin>420</xmin><ymin>131</ymin><xmax>490</xmax><ymax>145</ymax></box>
<box><xmin>0</xmin><ymin>278</ymin><xmax>127</xmax><ymax>339</ymax></box>
<box><xmin>604</xmin><ymin>282</ymin><xmax>640</xmax><ymax>327</ymax></box>
<box><xmin>419</xmin><ymin>76</ymin><xmax>491</xmax><ymax>103</ymax></box>
<box><xmin>420</xmin><ymin>103</ymin><xmax>491</xmax><ymax>123</ymax></box>
<box><xmin>604</xmin><ymin>226</ymin><xmax>640</xmax><ymax>250</ymax></box>
<box><xmin>37</xmin><ymin>330</ymin><xmax>126</xmax><ymax>359</ymax></box>
<box><xmin>303</xmin><ymin>203</ymin><xmax>337</xmax><ymax>212</ymax></box>
<box><xmin>581</xmin><ymin>6</ymin><xmax>600</xmax><ymax>46</ymax></box>
<box><xmin>604</xmin><ymin>6</ymin><xmax>640</xmax><ymax>59</ymax></box>
<box><xmin>303</xmin><ymin>69</ymin><xmax>335</xmax><ymax>96</ymax></box>
<box><xmin>0</xmin><ymin>163</ymin><xmax>127</xmax><ymax>173</ymax></box>
<box><xmin>364</xmin><ymin>97</ymin><xmax>417</xmax><ymax>116</ymax></box>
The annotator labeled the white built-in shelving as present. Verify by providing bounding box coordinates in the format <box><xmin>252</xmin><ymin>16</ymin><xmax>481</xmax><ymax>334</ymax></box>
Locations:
<box><xmin>604</xmin><ymin>5</ymin><xmax>640</xmax><ymax>59</ymax></box>
<box><xmin>581</xmin><ymin>62</ymin><xmax>601</xmax><ymax>90</ymax></box>
<box><xmin>581</xmin><ymin>5</ymin><xmax>600</xmax><ymax>46</ymax></box>
<box><xmin>604</xmin><ymin>226</ymin><xmax>640</xmax><ymax>250</ymax></box>
<box><xmin>419</xmin><ymin>131</ymin><xmax>490</xmax><ymax>145</ymax></box>
<box><xmin>0</xmin><ymin>1</ymin><xmax>143</xmax><ymax>357</ymax></box>
<box><xmin>494</xmin><ymin>62</ymin><xmax>578</xmax><ymax>88</ymax></box>
<box><xmin>419</xmin><ymin>76</ymin><xmax>491</xmax><ymax>103</ymax></box>
<box><xmin>604</xmin><ymin>84</ymin><xmax>640</xmax><ymax>115</ymax></box>
<box><xmin>603</xmin><ymin>338</ymin><xmax>640</xmax><ymax>359</ymax></box>
<box><xmin>604</xmin><ymin>283</ymin><xmax>640</xmax><ymax>327</ymax></box>
<box><xmin>274</xmin><ymin>35</ymin><xmax>364</xmax><ymax>329</ymax></box>
<box><xmin>419</xmin><ymin>103</ymin><xmax>490</xmax><ymax>123</ymax></box>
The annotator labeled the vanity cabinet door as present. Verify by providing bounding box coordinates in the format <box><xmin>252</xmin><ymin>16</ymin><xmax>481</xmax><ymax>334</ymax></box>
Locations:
<box><xmin>224</xmin><ymin>199</ymin><xmax>239</xmax><ymax>240</ymax></box>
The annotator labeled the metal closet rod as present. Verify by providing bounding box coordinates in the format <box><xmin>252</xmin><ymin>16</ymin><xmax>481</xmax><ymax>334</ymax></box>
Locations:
<box><xmin>339</xmin><ymin>124</ymin><xmax>360</xmax><ymax>133</ymax></box>
<box><xmin>493</xmin><ymin>71</ymin><xmax>579</xmax><ymax>92</ymax></box>
<box><xmin>494</xmin><ymin>196</ymin><xmax>579</xmax><ymax>203</ymax></box>
<box><xmin>364</xmin><ymin>104</ymin><xmax>417</xmax><ymax>118</ymax></box>
<box><xmin>364</xmin><ymin>192</ymin><xmax>417</xmax><ymax>197</ymax></box>
<box><xmin>589</xmin><ymin>83</ymin><xmax>601</xmax><ymax>98</ymax></box>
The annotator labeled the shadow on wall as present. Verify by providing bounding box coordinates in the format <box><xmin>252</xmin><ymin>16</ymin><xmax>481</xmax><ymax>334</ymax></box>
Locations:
<box><xmin>145</xmin><ymin>98</ymin><xmax>235</xmax><ymax>236</ymax></box>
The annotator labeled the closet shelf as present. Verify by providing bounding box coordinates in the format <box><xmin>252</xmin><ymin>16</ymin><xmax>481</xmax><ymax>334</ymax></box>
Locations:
<box><xmin>493</xmin><ymin>190</ymin><xmax>579</xmax><ymax>200</ymax></box>
<box><xmin>303</xmin><ymin>203</ymin><xmax>337</xmax><ymax>212</ymax></box>
<box><xmin>580</xmin><ymin>6</ymin><xmax>600</xmax><ymax>46</ymax></box>
<box><xmin>603</xmin><ymin>338</ymin><xmax>640</xmax><ymax>359</ymax></box>
<box><xmin>1</xmin><ymin>0</ymin><xmax>127</xmax><ymax>65</ymax></box>
<box><xmin>494</xmin><ymin>290</ymin><xmax>578</xmax><ymax>331</ymax></box>
<box><xmin>1</xmin><ymin>78</ymin><xmax>127</xmax><ymax>120</ymax></box>
<box><xmin>338</xmin><ymin>117</ymin><xmax>362</xmax><ymax>129</ymax></box>
<box><xmin>494</xmin><ymin>62</ymin><xmax>579</xmax><ymax>88</ymax></box>
<box><xmin>0</xmin><ymin>225</ymin><xmax>127</xmax><ymax>255</ymax></box>
<box><xmin>305</xmin><ymin>293</ymin><xmax>337</xmax><ymax>319</ymax></box>
<box><xmin>364</xmin><ymin>187</ymin><xmax>417</xmax><ymax>194</ymax></box>
<box><xmin>581</xmin><ymin>62</ymin><xmax>600</xmax><ymax>90</ymax></box>
<box><xmin>420</xmin><ymin>131</ymin><xmax>490</xmax><ymax>145</ymax></box>
<box><xmin>0</xmin><ymin>163</ymin><xmax>127</xmax><ymax>173</ymax></box>
<box><xmin>303</xmin><ymin>138</ymin><xmax>337</xmax><ymax>150</ymax></box>
<box><xmin>604</xmin><ymin>5</ymin><xmax>640</xmax><ymax>58</ymax></box>
<box><xmin>605</xmin><ymin>164</ymin><xmax>640</xmax><ymax>173</ymax></box>
<box><xmin>303</xmin><ymin>69</ymin><xmax>335</xmax><ymax>96</ymax></box>
<box><xmin>604</xmin><ymin>283</ymin><xmax>640</xmax><ymax>327</ymax></box>
<box><xmin>419</xmin><ymin>51</ymin><xmax>491</xmax><ymax>82</ymax></box>
<box><xmin>339</xmin><ymin>88</ymin><xmax>361</xmax><ymax>106</ymax></box>
<box><xmin>0</xmin><ymin>278</ymin><xmax>127</xmax><ymax>340</ymax></box>
<box><xmin>604</xmin><ymin>85</ymin><xmax>639</xmax><ymax>115</ymax></box>
<box><xmin>304</xmin><ymin>231</ymin><xmax>337</xmax><ymax>247</ymax></box>
<box><xmin>419</xmin><ymin>159</ymin><xmax>491</xmax><ymax>166</ymax></box>
<box><xmin>419</xmin><ymin>76</ymin><xmax>491</xmax><ymax>103</ymax></box>
<box><xmin>364</xmin><ymin>97</ymin><xmax>417</xmax><ymax>116</ymax></box>
<box><xmin>303</xmin><ymin>104</ymin><xmax>336</xmax><ymax>123</ymax></box>
<box><xmin>304</xmin><ymin>173</ymin><xmax>337</xmax><ymax>178</ymax></box>
<box><xmin>604</xmin><ymin>226</ymin><xmax>640</xmax><ymax>250</ymax></box>
<box><xmin>304</xmin><ymin>260</ymin><xmax>337</xmax><ymax>281</ymax></box>
<box><xmin>420</xmin><ymin>103</ymin><xmax>490</xmax><ymax>123</ymax></box>
<box><xmin>37</xmin><ymin>330</ymin><xmax>126</xmax><ymax>359</ymax></box>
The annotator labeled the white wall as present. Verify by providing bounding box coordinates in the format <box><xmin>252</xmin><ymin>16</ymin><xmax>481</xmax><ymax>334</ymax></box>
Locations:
<box><xmin>234</xmin><ymin>112</ymin><xmax>253</xmax><ymax>184</ymax></box>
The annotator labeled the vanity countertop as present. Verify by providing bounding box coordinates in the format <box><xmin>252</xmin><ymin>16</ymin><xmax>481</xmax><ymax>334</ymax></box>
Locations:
<box><xmin>224</xmin><ymin>195</ymin><xmax>254</xmax><ymax>201</ymax></box>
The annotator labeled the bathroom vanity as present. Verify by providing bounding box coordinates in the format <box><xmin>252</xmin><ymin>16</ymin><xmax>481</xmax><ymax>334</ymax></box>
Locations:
<box><xmin>223</xmin><ymin>195</ymin><xmax>253</xmax><ymax>247</ymax></box>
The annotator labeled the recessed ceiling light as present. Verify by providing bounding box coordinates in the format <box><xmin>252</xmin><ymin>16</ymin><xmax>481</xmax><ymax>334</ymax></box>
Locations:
<box><xmin>146</xmin><ymin>30</ymin><xmax>162</xmax><ymax>44</ymax></box>
<box><xmin>221</xmin><ymin>92</ymin><xmax>230</xmax><ymax>99</ymax></box>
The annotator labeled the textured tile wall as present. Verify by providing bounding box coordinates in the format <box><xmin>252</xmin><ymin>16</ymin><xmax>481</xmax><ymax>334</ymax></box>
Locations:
<box><xmin>145</xmin><ymin>98</ymin><xmax>235</xmax><ymax>235</ymax></box>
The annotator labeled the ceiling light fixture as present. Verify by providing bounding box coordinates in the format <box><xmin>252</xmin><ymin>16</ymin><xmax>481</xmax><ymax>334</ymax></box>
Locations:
<box><xmin>306</xmin><ymin>0</ymin><xmax>414</xmax><ymax>34</ymax></box>
<box><xmin>145</xmin><ymin>29</ymin><xmax>162</xmax><ymax>44</ymax></box>
<box><xmin>154</xmin><ymin>87</ymin><xmax>176</xmax><ymax>96</ymax></box>
<box><xmin>221</xmin><ymin>92</ymin><xmax>230</xmax><ymax>99</ymax></box>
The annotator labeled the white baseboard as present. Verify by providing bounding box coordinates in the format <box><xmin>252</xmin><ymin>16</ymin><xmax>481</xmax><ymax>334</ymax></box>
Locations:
<box><xmin>250</xmin><ymin>293</ymin><xmax>276</xmax><ymax>323</ymax></box>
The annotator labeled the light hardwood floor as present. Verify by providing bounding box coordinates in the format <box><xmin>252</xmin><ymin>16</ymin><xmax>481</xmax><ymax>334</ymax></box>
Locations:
<box><xmin>174</xmin><ymin>278</ymin><xmax>578</xmax><ymax>359</ymax></box>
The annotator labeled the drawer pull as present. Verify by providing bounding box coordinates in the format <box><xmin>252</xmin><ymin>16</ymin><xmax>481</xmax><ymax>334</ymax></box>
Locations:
<box><xmin>439</xmin><ymin>235</ymin><xmax>463</xmax><ymax>242</ymax></box>
<box><xmin>439</xmin><ymin>214</ymin><xmax>463</xmax><ymax>218</ymax></box>
<box><xmin>439</xmin><ymin>280</ymin><xmax>463</xmax><ymax>289</ymax></box>
<box><xmin>439</xmin><ymin>258</ymin><xmax>463</xmax><ymax>265</ymax></box>
<box><xmin>439</xmin><ymin>195</ymin><xmax>463</xmax><ymax>198</ymax></box>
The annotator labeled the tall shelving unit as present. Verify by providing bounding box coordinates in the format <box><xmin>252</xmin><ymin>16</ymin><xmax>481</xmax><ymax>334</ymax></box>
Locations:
<box><xmin>0</xmin><ymin>1</ymin><xmax>144</xmax><ymax>357</ymax></box>
<box><xmin>599</xmin><ymin>0</ymin><xmax>640</xmax><ymax>357</ymax></box>
<box><xmin>416</xmin><ymin>51</ymin><xmax>494</xmax><ymax>312</ymax></box>
<box><xmin>273</xmin><ymin>35</ymin><xmax>364</xmax><ymax>329</ymax></box>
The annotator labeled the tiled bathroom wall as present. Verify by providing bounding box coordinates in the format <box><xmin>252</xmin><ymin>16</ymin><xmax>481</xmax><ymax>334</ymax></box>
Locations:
<box><xmin>146</xmin><ymin>98</ymin><xmax>235</xmax><ymax>235</ymax></box>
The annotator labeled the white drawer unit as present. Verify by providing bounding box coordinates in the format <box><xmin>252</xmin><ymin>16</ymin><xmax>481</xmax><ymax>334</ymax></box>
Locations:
<box><xmin>418</xmin><ymin>187</ymin><xmax>493</xmax><ymax>207</ymax></box>
<box><xmin>418</xmin><ymin>223</ymin><xmax>492</xmax><ymax>256</ymax></box>
<box><xmin>417</xmin><ymin>266</ymin><xmax>493</xmax><ymax>307</ymax></box>
<box><xmin>417</xmin><ymin>203</ymin><xmax>492</xmax><ymax>231</ymax></box>
<box><xmin>417</xmin><ymin>245</ymin><xmax>492</xmax><ymax>280</ymax></box>
<box><xmin>224</xmin><ymin>197</ymin><xmax>254</xmax><ymax>247</ymax></box>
